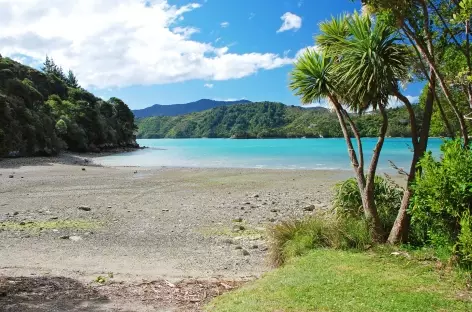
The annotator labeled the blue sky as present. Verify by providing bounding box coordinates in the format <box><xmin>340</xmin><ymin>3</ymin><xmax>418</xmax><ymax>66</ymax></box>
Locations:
<box><xmin>1</xmin><ymin>0</ymin><xmax>422</xmax><ymax>109</ymax></box>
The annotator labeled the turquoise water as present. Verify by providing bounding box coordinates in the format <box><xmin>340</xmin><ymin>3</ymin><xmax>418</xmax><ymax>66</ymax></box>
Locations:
<box><xmin>95</xmin><ymin>138</ymin><xmax>443</xmax><ymax>171</ymax></box>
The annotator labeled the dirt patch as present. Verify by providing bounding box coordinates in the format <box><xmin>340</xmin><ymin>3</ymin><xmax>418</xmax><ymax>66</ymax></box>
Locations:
<box><xmin>0</xmin><ymin>275</ymin><xmax>246</xmax><ymax>312</ymax></box>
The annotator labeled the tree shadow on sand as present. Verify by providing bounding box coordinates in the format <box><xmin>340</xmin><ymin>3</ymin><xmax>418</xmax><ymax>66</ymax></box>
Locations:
<box><xmin>0</xmin><ymin>276</ymin><xmax>113</xmax><ymax>312</ymax></box>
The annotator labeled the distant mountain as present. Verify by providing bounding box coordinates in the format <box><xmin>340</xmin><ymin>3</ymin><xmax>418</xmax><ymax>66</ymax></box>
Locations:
<box><xmin>132</xmin><ymin>99</ymin><xmax>252</xmax><ymax>118</ymax></box>
<box><xmin>136</xmin><ymin>101</ymin><xmax>421</xmax><ymax>139</ymax></box>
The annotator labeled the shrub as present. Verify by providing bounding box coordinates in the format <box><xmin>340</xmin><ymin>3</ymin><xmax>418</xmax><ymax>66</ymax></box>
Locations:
<box><xmin>268</xmin><ymin>215</ymin><xmax>372</xmax><ymax>267</ymax></box>
<box><xmin>332</xmin><ymin>175</ymin><xmax>403</xmax><ymax>237</ymax></box>
<box><xmin>410</xmin><ymin>139</ymin><xmax>472</xmax><ymax>266</ymax></box>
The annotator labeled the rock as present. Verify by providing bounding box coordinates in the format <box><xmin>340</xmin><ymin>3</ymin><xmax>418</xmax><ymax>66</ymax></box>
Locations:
<box><xmin>223</xmin><ymin>239</ymin><xmax>234</xmax><ymax>245</ymax></box>
<box><xmin>69</xmin><ymin>236</ymin><xmax>82</xmax><ymax>242</ymax></box>
<box><xmin>232</xmin><ymin>225</ymin><xmax>246</xmax><ymax>232</ymax></box>
<box><xmin>49</xmin><ymin>216</ymin><xmax>59</xmax><ymax>220</ymax></box>
<box><xmin>303</xmin><ymin>205</ymin><xmax>316</xmax><ymax>212</ymax></box>
<box><xmin>241</xmin><ymin>249</ymin><xmax>250</xmax><ymax>256</ymax></box>
<box><xmin>107</xmin><ymin>206</ymin><xmax>112</xmax><ymax>209</ymax></box>
<box><xmin>59</xmin><ymin>235</ymin><xmax>69</xmax><ymax>239</ymax></box>
<box><xmin>78</xmin><ymin>206</ymin><xmax>91</xmax><ymax>212</ymax></box>
<box><xmin>268</xmin><ymin>218</ymin><xmax>276</xmax><ymax>222</ymax></box>
<box><xmin>162</xmin><ymin>209</ymin><xmax>169</xmax><ymax>212</ymax></box>
<box><xmin>251</xmin><ymin>244</ymin><xmax>259</xmax><ymax>249</ymax></box>
<box><xmin>235</xmin><ymin>245</ymin><xmax>243</xmax><ymax>250</ymax></box>
<box><xmin>19</xmin><ymin>222</ymin><xmax>25</xmax><ymax>226</ymax></box>
<box><xmin>8</xmin><ymin>175</ymin><xmax>14</xmax><ymax>179</ymax></box>
<box><xmin>13</xmin><ymin>212</ymin><xmax>19</xmax><ymax>216</ymax></box>
<box><xmin>253</xmin><ymin>194</ymin><xmax>259</xmax><ymax>198</ymax></box>
<box><xmin>270</xmin><ymin>209</ymin><xmax>279</xmax><ymax>213</ymax></box>
<box><xmin>233</xmin><ymin>217</ymin><xmax>243</xmax><ymax>223</ymax></box>
<box><xmin>82</xmin><ymin>168</ymin><xmax>86</xmax><ymax>171</ymax></box>
<box><xmin>240</xmin><ymin>207</ymin><xmax>245</xmax><ymax>210</ymax></box>
<box><xmin>244</xmin><ymin>202</ymin><xmax>251</xmax><ymax>205</ymax></box>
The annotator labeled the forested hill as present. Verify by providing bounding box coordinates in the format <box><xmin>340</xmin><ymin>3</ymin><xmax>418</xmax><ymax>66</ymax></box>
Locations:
<box><xmin>136</xmin><ymin>102</ymin><xmax>428</xmax><ymax>139</ymax></box>
<box><xmin>132</xmin><ymin>99</ymin><xmax>252</xmax><ymax>118</ymax></box>
<box><xmin>0</xmin><ymin>56</ymin><xmax>138</xmax><ymax>157</ymax></box>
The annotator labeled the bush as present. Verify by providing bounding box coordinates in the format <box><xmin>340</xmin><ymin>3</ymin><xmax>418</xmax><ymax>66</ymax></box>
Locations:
<box><xmin>410</xmin><ymin>139</ymin><xmax>472</xmax><ymax>266</ymax></box>
<box><xmin>268</xmin><ymin>215</ymin><xmax>371</xmax><ymax>266</ymax></box>
<box><xmin>332</xmin><ymin>175</ymin><xmax>403</xmax><ymax>238</ymax></box>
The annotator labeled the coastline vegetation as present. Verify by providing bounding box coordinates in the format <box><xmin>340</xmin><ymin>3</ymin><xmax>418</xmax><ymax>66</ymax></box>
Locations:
<box><xmin>136</xmin><ymin>101</ymin><xmax>435</xmax><ymax>139</ymax></box>
<box><xmin>0</xmin><ymin>56</ymin><xmax>137</xmax><ymax>158</ymax></box>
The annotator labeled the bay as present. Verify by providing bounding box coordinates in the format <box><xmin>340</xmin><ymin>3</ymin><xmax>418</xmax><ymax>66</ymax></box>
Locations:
<box><xmin>95</xmin><ymin>138</ymin><xmax>444</xmax><ymax>171</ymax></box>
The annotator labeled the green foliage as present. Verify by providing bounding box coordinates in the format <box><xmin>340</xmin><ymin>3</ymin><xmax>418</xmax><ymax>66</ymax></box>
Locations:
<box><xmin>332</xmin><ymin>176</ymin><xmax>403</xmax><ymax>236</ymax></box>
<box><xmin>268</xmin><ymin>215</ymin><xmax>372</xmax><ymax>266</ymax></box>
<box><xmin>136</xmin><ymin>102</ymin><xmax>422</xmax><ymax>139</ymax></box>
<box><xmin>0</xmin><ymin>56</ymin><xmax>137</xmax><ymax>157</ymax></box>
<box><xmin>410</xmin><ymin>140</ymin><xmax>472</xmax><ymax>265</ymax></box>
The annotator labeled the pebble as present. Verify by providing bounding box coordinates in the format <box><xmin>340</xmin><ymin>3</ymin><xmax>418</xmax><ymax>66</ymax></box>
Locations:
<box><xmin>8</xmin><ymin>175</ymin><xmax>14</xmax><ymax>178</ymax></box>
<box><xmin>241</xmin><ymin>249</ymin><xmax>250</xmax><ymax>256</ymax></box>
<box><xmin>162</xmin><ymin>209</ymin><xmax>169</xmax><ymax>212</ymax></box>
<box><xmin>59</xmin><ymin>235</ymin><xmax>69</xmax><ymax>239</ymax></box>
<box><xmin>69</xmin><ymin>236</ymin><xmax>82</xmax><ymax>242</ymax></box>
<box><xmin>235</xmin><ymin>245</ymin><xmax>243</xmax><ymax>250</ymax></box>
<box><xmin>233</xmin><ymin>217</ymin><xmax>243</xmax><ymax>223</ymax></box>
<box><xmin>78</xmin><ymin>206</ymin><xmax>91</xmax><ymax>212</ymax></box>
<box><xmin>13</xmin><ymin>212</ymin><xmax>19</xmax><ymax>216</ymax></box>
<box><xmin>303</xmin><ymin>205</ymin><xmax>316</xmax><ymax>212</ymax></box>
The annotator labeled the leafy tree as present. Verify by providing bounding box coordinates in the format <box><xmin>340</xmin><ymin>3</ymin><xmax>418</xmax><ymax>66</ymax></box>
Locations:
<box><xmin>290</xmin><ymin>13</ymin><xmax>410</xmax><ymax>242</ymax></box>
<box><xmin>66</xmin><ymin>70</ymin><xmax>80</xmax><ymax>88</ymax></box>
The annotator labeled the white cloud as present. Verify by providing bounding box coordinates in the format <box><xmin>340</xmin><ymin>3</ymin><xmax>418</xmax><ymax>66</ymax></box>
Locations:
<box><xmin>0</xmin><ymin>0</ymin><xmax>293</xmax><ymax>89</ymax></box>
<box><xmin>172</xmin><ymin>26</ymin><xmax>199</xmax><ymax>38</ymax></box>
<box><xmin>204</xmin><ymin>83</ymin><xmax>213</xmax><ymax>88</ymax></box>
<box><xmin>215</xmin><ymin>37</ymin><xmax>221</xmax><ymax>43</ymax></box>
<box><xmin>298</xmin><ymin>0</ymin><xmax>304</xmax><ymax>7</ymax></box>
<box><xmin>277</xmin><ymin>12</ymin><xmax>302</xmax><ymax>33</ymax></box>
<box><xmin>220</xmin><ymin>21</ymin><xmax>229</xmax><ymax>28</ymax></box>
<box><xmin>249</xmin><ymin>12</ymin><xmax>255</xmax><ymax>20</ymax></box>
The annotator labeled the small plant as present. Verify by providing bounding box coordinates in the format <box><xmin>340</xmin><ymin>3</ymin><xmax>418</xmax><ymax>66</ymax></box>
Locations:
<box><xmin>94</xmin><ymin>276</ymin><xmax>107</xmax><ymax>284</ymax></box>
<box><xmin>268</xmin><ymin>214</ymin><xmax>372</xmax><ymax>266</ymax></box>
<box><xmin>332</xmin><ymin>175</ymin><xmax>403</xmax><ymax>238</ymax></box>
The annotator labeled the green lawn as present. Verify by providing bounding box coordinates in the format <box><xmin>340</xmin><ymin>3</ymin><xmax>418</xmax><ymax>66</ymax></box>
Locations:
<box><xmin>206</xmin><ymin>249</ymin><xmax>472</xmax><ymax>312</ymax></box>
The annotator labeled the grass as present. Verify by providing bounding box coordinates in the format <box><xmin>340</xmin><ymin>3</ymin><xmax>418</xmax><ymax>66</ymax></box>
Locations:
<box><xmin>206</xmin><ymin>249</ymin><xmax>472</xmax><ymax>312</ymax></box>
<box><xmin>0</xmin><ymin>219</ymin><xmax>103</xmax><ymax>232</ymax></box>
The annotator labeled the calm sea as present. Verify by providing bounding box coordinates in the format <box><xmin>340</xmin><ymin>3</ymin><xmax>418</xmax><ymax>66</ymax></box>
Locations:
<box><xmin>94</xmin><ymin>138</ymin><xmax>444</xmax><ymax>171</ymax></box>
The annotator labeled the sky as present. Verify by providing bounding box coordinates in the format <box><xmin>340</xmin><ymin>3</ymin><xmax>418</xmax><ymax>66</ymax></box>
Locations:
<box><xmin>0</xmin><ymin>0</ymin><xmax>422</xmax><ymax>109</ymax></box>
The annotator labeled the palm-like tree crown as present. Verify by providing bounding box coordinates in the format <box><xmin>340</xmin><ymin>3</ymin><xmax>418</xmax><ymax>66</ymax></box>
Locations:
<box><xmin>289</xmin><ymin>49</ymin><xmax>337</xmax><ymax>105</ymax></box>
<box><xmin>317</xmin><ymin>12</ymin><xmax>411</xmax><ymax>113</ymax></box>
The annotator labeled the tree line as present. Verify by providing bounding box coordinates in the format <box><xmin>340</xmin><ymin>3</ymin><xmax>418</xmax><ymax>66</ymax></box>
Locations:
<box><xmin>136</xmin><ymin>101</ymin><xmax>439</xmax><ymax>139</ymax></box>
<box><xmin>0</xmin><ymin>56</ymin><xmax>137</xmax><ymax>157</ymax></box>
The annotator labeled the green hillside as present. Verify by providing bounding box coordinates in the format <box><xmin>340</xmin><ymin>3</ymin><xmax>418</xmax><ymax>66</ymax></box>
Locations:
<box><xmin>0</xmin><ymin>56</ymin><xmax>137</xmax><ymax>157</ymax></box>
<box><xmin>136</xmin><ymin>102</ymin><xmax>427</xmax><ymax>139</ymax></box>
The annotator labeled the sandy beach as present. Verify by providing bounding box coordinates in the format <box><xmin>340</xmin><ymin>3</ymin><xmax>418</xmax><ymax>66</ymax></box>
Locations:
<box><xmin>0</xmin><ymin>155</ymin><xmax>354</xmax><ymax>311</ymax></box>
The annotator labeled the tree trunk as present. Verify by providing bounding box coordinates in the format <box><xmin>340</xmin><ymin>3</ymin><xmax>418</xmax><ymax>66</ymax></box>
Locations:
<box><xmin>404</xmin><ymin>26</ymin><xmax>469</xmax><ymax>145</ymax></box>
<box><xmin>388</xmin><ymin>77</ymin><xmax>435</xmax><ymax>244</ymax></box>
<box><xmin>364</xmin><ymin>104</ymin><xmax>389</xmax><ymax>242</ymax></box>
